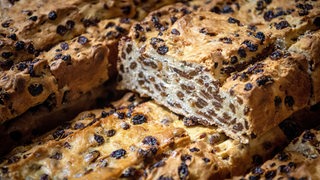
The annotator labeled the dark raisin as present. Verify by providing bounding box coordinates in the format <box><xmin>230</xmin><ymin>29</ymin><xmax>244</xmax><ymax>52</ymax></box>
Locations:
<box><xmin>15</xmin><ymin>41</ymin><xmax>25</xmax><ymax>51</ymax></box>
<box><xmin>0</xmin><ymin>59</ymin><xmax>13</xmax><ymax>70</ymax></box>
<box><xmin>228</xmin><ymin>17</ymin><xmax>240</xmax><ymax>25</ymax></box>
<box><xmin>220</xmin><ymin>37</ymin><xmax>232</xmax><ymax>44</ymax></box>
<box><xmin>189</xmin><ymin>147</ymin><xmax>200</xmax><ymax>152</ymax></box>
<box><xmin>50</xmin><ymin>152</ymin><xmax>62</xmax><ymax>160</ymax></box>
<box><xmin>105</xmin><ymin>22</ymin><xmax>115</xmax><ymax>29</ymax></box>
<box><xmin>121</xmin><ymin>122</ymin><xmax>130</xmax><ymax>130</ymax></box>
<box><xmin>181</xmin><ymin>154</ymin><xmax>192</xmax><ymax>162</ymax></box>
<box><xmin>54</xmin><ymin>53</ymin><xmax>62</xmax><ymax>60</ymax></box>
<box><xmin>275</xmin><ymin>20</ymin><xmax>290</xmax><ymax>30</ymax></box>
<box><xmin>238</xmin><ymin>47</ymin><xmax>247</xmax><ymax>58</ymax></box>
<box><xmin>66</xmin><ymin>20</ymin><xmax>75</xmax><ymax>30</ymax></box>
<box><xmin>60</xmin><ymin>42</ymin><xmax>69</xmax><ymax>50</ymax></box>
<box><xmin>158</xmin><ymin>176</ymin><xmax>173</xmax><ymax>180</ymax></box>
<box><xmin>132</xmin><ymin>114</ymin><xmax>147</xmax><ymax>125</ymax></box>
<box><xmin>252</xmin><ymin>166</ymin><xmax>264</xmax><ymax>175</ymax></box>
<box><xmin>178</xmin><ymin>162</ymin><xmax>189</xmax><ymax>180</ymax></box>
<box><xmin>244</xmin><ymin>83</ymin><xmax>253</xmax><ymax>91</ymax></box>
<box><xmin>302</xmin><ymin>130</ymin><xmax>315</xmax><ymax>142</ymax></box>
<box><xmin>230</xmin><ymin>56</ymin><xmax>238</xmax><ymax>64</ymax></box>
<box><xmin>28</xmin><ymin>84</ymin><xmax>43</xmax><ymax>96</ymax></box>
<box><xmin>264</xmin><ymin>170</ymin><xmax>276</xmax><ymax>179</ymax></box>
<box><xmin>52</xmin><ymin>129</ymin><xmax>64</xmax><ymax>139</ymax></box>
<box><xmin>121</xmin><ymin>167</ymin><xmax>137</xmax><ymax>178</ymax></box>
<box><xmin>1</xmin><ymin>167</ymin><xmax>8</xmax><ymax>174</ymax></box>
<box><xmin>7</xmin><ymin>33</ymin><xmax>17</xmax><ymax>40</ymax></box>
<box><xmin>29</xmin><ymin>16</ymin><xmax>38</xmax><ymax>21</ymax></box>
<box><xmin>171</xmin><ymin>28</ymin><xmax>180</xmax><ymax>35</ymax></box>
<box><xmin>142</xmin><ymin>136</ymin><xmax>158</xmax><ymax>146</ymax></box>
<box><xmin>121</xmin><ymin>5</ymin><xmax>131</xmax><ymax>15</ymax></box>
<box><xmin>270</xmin><ymin>50</ymin><xmax>283</xmax><ymax>60</ymax></box>
<box><xmin>313</xmin><ymin>17</ymin><xmax>320</xmax><ymax>27</ymax></box>
<box><xmin>249</xmin><ymin>175</ymin><xmax>260</xmax><ymax>180</ymax></box>
<box><xmin>116</xmin><ymin>26</ymin><xmax>127</xmax><ymax>34</ymax></box>
<box><xmin>256</xmin><ymin>76</ymin><xmax>274</xmax><ymax>86</ymax></box>
<box><xmin>1</xmin><ymin>52</ymin><xmax>13</xmax><ymax>59</ymax></box>
<box><xmin>284</xmin><ymin>96</ymin><xmax>294</xmax><ymax>107</ymax></box>
<box><xmin>242</xmin><ymin>40</ymin><xmax>258</xmax><ymax>52</ymax></box>
<box><xmin>255</xmin><ymin>32</ymin><xmax>265</xmax><ymax>44</ymax></box>
<box><xmin>264</xmin><ymin>10</ymin><xmax>275</xmax><ymax>21</ymax></box>
<box><xmin>210</xmin><ymin>6</ymin><xmax>221</xmax><ymax>14</ymax></box>
<box><xmin>106</xmin><ymin>129</ymin><xmax>116</xmax><ymax>137</ymax></box>
<box><xmin>74</xmin><ymin>123</ymin><xmax>85</xmax><ymax>130</ymax></box>
<box><xmin>274</xmin><ymin>96</ymin><xmax>282</xmax><ymax>107</ymax></box>
<box><xmin>157</xmin><ymin>45</ymin><xmax>169</xmax><ymax>55</ymax></box>
<box><xmin>56</xmin><ymin>25</ymin><xmax>67</xmax><ymax>36</ymax></box>
<box><xmin>110</xmin><ymin>149</ymin><xmax>126</xmax><ymax>159</ymax></box>
<box><xmin>277</xmin><ymin>152</ymin><xmax>289</xmax><ymax>161</ymax></box>
<box><xmin>78</xmin><ymin>36</ymin><xmax>88</xmax><ymax>45</ymax></box>
<box><xmin>278</xmin><ymin>165</ymin><xmax>290</xmax><ymax>173</ymax></box>
<box><xmin>252</xmin><ymin>154</ymin><xmax>263</xmax><ymax>165</ymax></box>
<box><xmin>62</xmin><ymin>54</ymin><xmax>71</xmax><ymax>62</ymax></box>
<box><xmin>202</xmin><ymin>157</ymin><xmax>210</xmax><ymax>163</ymax></box>
<box><xmin>40</xmin><ymin>174</ymin><xmax>49</xmax><ymax>180</ymax></box>
<box><xmin>170</xmin><ymin>16</ymin><xmax>178</xmax><ymax>24</ymax></box>
<box><xmin>27</xmin><ymin>44</ymin><xmax>35</xmax><ymax>54</ymax></box>
<box><xmin>1</xmin><ymin>21</ymin><xmax>10</xmax><ymax>28</ymax></box>
<box><xmin>221</xmin><ymin>5</ymin><xmax>234</xmax><ymax>13</ymax></box>
<box><xmin>48</xmin><ymin>11</ymin><xmax>57</xmax><ymax>20</ymax></box>
<box><xmin>151</xmin><ymin>160</ymin><xmax>166</xmax><ymax>169</ymax></box>
<box><xmin>94</xmin><ymin>134</ymin><xmax>105</xmax><ymax>145</ymax></box>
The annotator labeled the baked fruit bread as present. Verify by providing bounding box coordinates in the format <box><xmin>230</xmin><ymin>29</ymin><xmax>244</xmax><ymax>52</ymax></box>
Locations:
<box><xmin>236</xmin><ymin>129</ymin><xmax>320</xmax><ymax>180</ymax></box>
<box><xmin>0</xmin><ymin>93</ymin><xmax>312</xmax><ymax>179</ymax></box>
<box><xmin>0</xmin><ymin>17</ymin><xmax>132</xmax><ymax>123</ymax></box>
<box><xmin>118</xmin><ymin>1</ymin><xmax>320</xmax><ymax>143</ymax></box>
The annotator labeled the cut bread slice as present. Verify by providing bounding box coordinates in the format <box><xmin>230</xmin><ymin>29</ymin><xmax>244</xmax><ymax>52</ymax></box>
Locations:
<box><xmin>118</xmin><ymin>2</ymin><xmax>320</xmax><ymax>143</ymax></box>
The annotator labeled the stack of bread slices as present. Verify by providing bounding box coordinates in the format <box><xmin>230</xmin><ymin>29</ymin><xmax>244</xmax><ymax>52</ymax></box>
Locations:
<box><xmin>0</xmin><ymin>0</ymin><xmax>319</xmax><ymax>179</ymax></box>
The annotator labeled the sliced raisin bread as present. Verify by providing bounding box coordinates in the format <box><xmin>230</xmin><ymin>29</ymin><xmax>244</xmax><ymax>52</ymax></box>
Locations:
<box><xmin>0</xmin><ymin>18</ymin><xmax>132</xmax><ymax>123</ymax></box>
<box><xmin>118</xmin><ymin>2</ymin><xmax>320</xmax><ymax>143</ymax></box>
<box><xmin>0</xmin><ymin>93</ymin><xmax>310</xmax><ymax>179</ymax></box>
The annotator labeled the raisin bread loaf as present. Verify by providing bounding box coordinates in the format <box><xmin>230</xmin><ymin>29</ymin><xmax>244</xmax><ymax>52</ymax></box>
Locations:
<box><xmin>118</xmin><ymin>2</ymin><xmax>320</xmax><ymax>143</ymax></box>
<box><xmin>1</xmin><ymin>93</ymin><xmax>310</xmax><ymax>180</ymax></box>
<box><xmin>0</xmin><ymin>0</ymin><xmax>135</xmax><ymax>64</ymax></box>
<box><xmin>0</xmin><ymin>18</ymin><xmax>132</xmax><ymax>123</ymax></box>
<box><xmin>236</xmin><ymin>129</ymin><xmax>320</xmax><ymax>180</ymax></box>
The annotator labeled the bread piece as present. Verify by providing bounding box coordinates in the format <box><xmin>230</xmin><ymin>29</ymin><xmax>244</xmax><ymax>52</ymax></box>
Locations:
<box><xmin>0</xmin><ymin>0</ymin><xmax>135</xmax><ymax>64</ymax></box>
<box><xmin>0</xmin><ymin>18</ymin><xmax>132</xmax><ymax>123</ymax></box>
<box><xmin>289</xmin><ymin>30</ymin><xmax>320</xmax><ymax>105</ymax></box>
<box><xmin>236</xmin><ymin>129</ymin><xmax>320</xmax><ymax>180</ymax></box>
<box><xmin>118</xmin><ymin>2</ymin><xmax>317</xmax><ymax>142</ymax></box>
<box><xmin>1</xmin><ymin>92</ymin><xmax>303</xmax><ymax>179</ymax></box>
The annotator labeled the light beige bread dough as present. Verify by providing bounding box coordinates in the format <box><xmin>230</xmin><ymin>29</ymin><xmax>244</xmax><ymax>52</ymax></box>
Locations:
<box><xmin>118</xmin><ymin>1</ymin><xmax>320</xmax><ymax>143</ymax></box>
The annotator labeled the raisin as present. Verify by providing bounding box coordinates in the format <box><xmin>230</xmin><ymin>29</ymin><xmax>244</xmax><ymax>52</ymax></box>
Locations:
<box><xmin>171</xmin><ymin>28</ymin><xmax>180</xmax><ymax>35</ymax></box>
<box><xmin>1</xmin><ymin>21</ymin><xmax>10</xmax><ymax>28</ymax></box>
<box><xmin>66</xmin><ymin>20</ymin><xmax>75</xmax><ymax>30</ymax></box>
<box><xmin>275</xmin><ymin>20</ymin><xmax>290</xmax><ymax>30</ymax></box>
<box><xmin>50</xmin><ymin>152</ymin><xmax>62</xmax><ymax>160</ymax></box>
<box><xmin>142</xmin><ymin>136</ymin><xmax>158</xmax><ymax>146</ymax></box>
<box><xmin>7</xmin><ymin>34</ymin><xmax>17</xmax><ymax>40</ymax></box>
<box><xmin>1</xmin><ymin>52</ymin><xmax>13</xmax><ymax>59</ymax></box>
<box><xmin>244</xmin><ymin>83</ymin><xmax>253</xmax><ymax>91</ymax></box>
<box><xmin>28</xmin><ymin>84</ymin><xmax>43</xmax><ymax>96</ymax></box>
<box><xmin>220</xmin><ymin>37</ymin><xmax>232</xmax><ymax>44</ymax></box>
<box><xmin>242</xmin><ymin>40</ymin><xmax>258</xmax><ymax>52</ymax></box>
<box><xmin>121</xmin><ymin>167</ymin><xmax>137</xmax><ymax>178</ymax></box>
<box><xmin>27</xmin><ymin>44</ymin><xmax>35</xmax><ymax>54</ymax></box>
<box><xmin>178</xmin><ymin>162</ymin><xmax>189</xmax><ymax>180</ymax></box>
<box><xmin>277</xmin><ymin>152</ymin><xmax>289</xmax><ymax>161</ymax></box>
<box><xmin>230</xmin><ymin>56</ymin><xmax>238</xmax><ymax>64</ymax></box>
<box><xmin>40</xmin><ymin>174</ymin><xmax>49</xmax><ymax>180</ymax></box>
<box><xmin>238</xmin><ymin>47</ymin><xmax>247</xmax><ymax>58</ymax></box>
<box><xmin>110</xmin><ymin>149</ymin><xmax>126</xmax><ymax>159</ymax></box>
<box><xmin>52</xmin><ymin>128</ymin><xmax>64</xmax><ymax>139</ymax></box>
<box><xmin>29</xmin><ymin>16</ymin><xmax>38</xmax><ymax>21</ymax></box>
<box><xmin>270</xmin><ymin>50</ymin><xmax>283</xmax><ymax>60</ymax></box>
<box><xmin>56</xmin><ymin>25</ymin><xmax>67</xmax><ymax>36</ymax></box>
<box><xmin>48</xmin><ymin>11</ymin><xmax>57</xmax><ymax>20</ymax></box>
<box><xmin>189</xmin><ymin>147</ymin><xmax>200</xmax><ymax>152</ymax></box>
<box><xmin>78</xmin><ymin>36</ymin><xmax>88</xmax><ymax>45</ymax></box>
<box><xmin>181</xmin><ymin>154</ymin><xmax>192</xmax><ymax>161</ymax></box>
<box><xmin>132</xmin><ymin>114</ymin><xmax>147</xmax><ymax>125</ymax></box>
<box><xmin>252</xmin><ymin>166</ymin><xmax>264</xmax><ymax>175</ymax></box>
<box><xmin>121</xmin><ymin>5</ymin><xmax>131</xmax><ymax>15</ymax></box>
<box><xmin>264</xmin><ymin>170</ymin><xmax>276</xmax><ymax>179</ymax></box>
<box><xmin>60</xmin><ymin>42</ymin><xmax>69</xmax><ymax>50</ymax></box>
<box><xmin>157</xmin><ymin>45</ymin><xmax>169</xmax><ymax>55</ymax></box>
<box><xmin>116</xmin><ymin>26</ymin><xmax>127</xmax><ymax>34</ymax></box>
<box><xmin>302</xmin><ymin>130</ymin><xmax>315</xmax><ymax>142</ymax></box>
<box><xmin>94</xmin><ymin>134</ymin><xmax>105</xmax><ymax>145</ymax></box>
<box><xmin>313</xmin><ymin>17</ymin><xmax>320</xmax><ymax>27</ymax></box>
<box><xmin>158</xmin><ymin>176</ymin><xmax>173</xmax><ymax>180</ymax></box>
<box><xmin>284</xmin><ymin>96</ymin><xmax>294</xmax><ymax>107</ymax></box>
<box><xmin>256</xmin><ymin>76</ymin><xmax>274</xmax><ymax>86</ymax></box>
<box><xmin>0</xmin><ymin>59</ymin><xmax>13</xmax><ymax>70</ymax></box>
<box><xmin>228</xmin><ymin>17</ymin><xmax>240</xmax><ymax>25</ymax></box>
<box><xmin>274</xmin><ymin>96</ymin><xmax>282</xmax><ymax>107</ymax></box>
<box><xmin>221</xmin><ymin>5</ymin><xmax>234</xmax><ymax>13</ymax></box>
<box><xmin>255</xmin><ymin>32</ymin><xmax>265</xmax><ymax>44</ymax></box>
<box><xmin>202</xmin><ymin>158</ymin><xmax>210</xmax><ymax>163</ymax></box>
<box><xmin>74</xmin><ymin>123</ymin><xmax>85</xmax><ymax>130</ymax></box>
<box><xmin>15</xmin><ymin>41</ymin><xmax>25</xmax><ymax>51</ymax></box>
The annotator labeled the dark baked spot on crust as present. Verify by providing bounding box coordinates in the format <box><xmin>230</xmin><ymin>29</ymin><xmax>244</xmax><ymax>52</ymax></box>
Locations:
<box><xmin>274</xmin><ymin>96</ymin><xmax>282</xmax><ymax>107</ymax></box>
<box><xmin>284</xmin><ymin>96</ymin><xmax>295</xmax><ymax>107</ymax></box>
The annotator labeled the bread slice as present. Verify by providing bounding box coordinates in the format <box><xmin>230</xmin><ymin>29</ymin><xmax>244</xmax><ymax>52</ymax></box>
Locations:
<box><xmin>118</xmin><ymin>2</ymin><xmax>320</xmax><ymax>143</ymax></box>
<box><xmin>2</xmin><ymin>92</ymin><xmax>312</xmax><ymax>179</ymax></box>
<box><xmin>236</xmin><ymin>129</ymin><xmax>320</xmax><ymax>180</ymax></box>
<box><xmin>0</xmin><ymin>18</ymin><xmax>132</xmax><ymax>123</ymax></box>
<box><xmin>0</xmin><ymin>0</ymin><xmax>135</xmax><ymax>64</ymax></box>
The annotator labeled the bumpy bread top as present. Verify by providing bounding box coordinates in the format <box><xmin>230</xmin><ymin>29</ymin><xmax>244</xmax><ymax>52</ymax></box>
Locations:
<box><xmin>0</xmin><ymin>0</ymin><xmax>135</xmax><ymax>64</ymax></box>
<box><xmin>0</xmin><ymin>93</ymin><xmax>290</xmax><ymax>179</ymax></box>
<box><xmin>0</xmin><ymin>18</ymin><xmax>132</xmax><ymax>123</ymax></box>
<box><xmin>237</xmin><ymin>129</ymin><xmax>320</xmax><ymax>179</ymax></box>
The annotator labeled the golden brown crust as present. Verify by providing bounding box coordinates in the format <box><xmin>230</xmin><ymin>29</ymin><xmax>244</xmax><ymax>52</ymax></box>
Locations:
<box><xmin>0</xmin><ymin>18</ymin><xmax>132</xmax><ymax>123</ymax></box>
